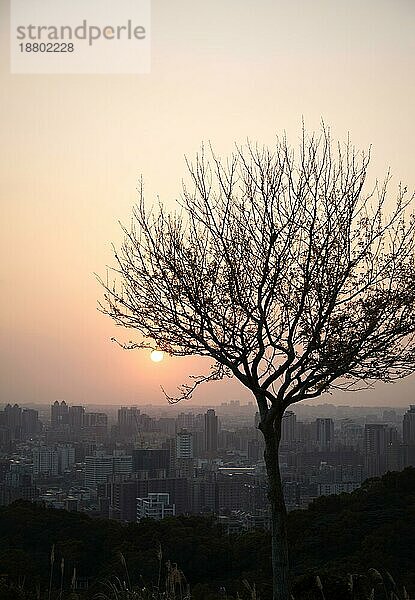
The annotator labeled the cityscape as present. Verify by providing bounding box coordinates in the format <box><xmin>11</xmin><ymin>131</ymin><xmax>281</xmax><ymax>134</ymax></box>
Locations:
<box><xmin>1</xmin><ymin>400</ymin><xmax>414</xmax><ymax>533</ymax></box>
<box><xmin>2</xmin><ymin>0</ymin><xmax>415</xmax><ymax>597</ymax></box>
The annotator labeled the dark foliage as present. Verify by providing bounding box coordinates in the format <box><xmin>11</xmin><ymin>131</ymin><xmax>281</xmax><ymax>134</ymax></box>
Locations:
<box><xmin>0</xmin><ymin>468</ymin><xmax>413</xmax><ymax>599</ymax></box>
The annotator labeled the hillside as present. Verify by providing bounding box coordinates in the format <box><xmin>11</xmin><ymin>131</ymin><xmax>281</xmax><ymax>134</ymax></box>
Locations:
<box><xmin>0</xmin><ymin>468</ymin><xmax>413</xmax><ymax>599</ymax></box>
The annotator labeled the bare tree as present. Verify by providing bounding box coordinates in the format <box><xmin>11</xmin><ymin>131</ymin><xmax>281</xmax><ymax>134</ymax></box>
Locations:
<box><xmin>99</xmin><ymin>127</ymin><xmax>415</xmax><ymax>600</ymax></box>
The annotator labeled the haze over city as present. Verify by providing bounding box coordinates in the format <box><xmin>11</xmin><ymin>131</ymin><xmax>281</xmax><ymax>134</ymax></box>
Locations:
<box><xmin>1</xmin><ymin>0</ymin><xmax>415</xmax><ymax>407</ymax></box>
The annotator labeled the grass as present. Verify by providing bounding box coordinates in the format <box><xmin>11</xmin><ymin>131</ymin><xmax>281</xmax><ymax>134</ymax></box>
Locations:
<box><xmin>0</xmin><ymin>543</ymin><xmax>411</xmax><ymax>600</ymax></box>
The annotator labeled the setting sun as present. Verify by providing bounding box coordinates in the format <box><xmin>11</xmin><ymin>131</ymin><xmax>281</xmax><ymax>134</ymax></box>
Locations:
<box><xmin>150</xmin><ymin>350</ymin><xmax>164</xmax><ymax>363</ymax></box>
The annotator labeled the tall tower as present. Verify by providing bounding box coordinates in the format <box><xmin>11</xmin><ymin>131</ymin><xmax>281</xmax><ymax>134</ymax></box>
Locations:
<box><xmin>4</xmin><ymin>404</ymin><xmax>22</xmax><ymax>440</ymax></box>
<box><xmin>204</xmin><ymin>409</ymin><xmax>218</xmax><ymax>454</ymax></box>
<box><xmin>69</xmin><ymin>405</ymin><xmax>85</xmax><ymax>432</ymax></box>
<box><xmin>316</xmin><ymin>418</ymin><xmax>334</xmax><ymax>450</ymax></box>
<box><xmin>118</xmin><ymin>406</ymin><xmax>141</xmax><ymax>438</ymax></box>
<box><xmin>281</xmin><ymin>411</ymin><xmax>297</xmax><ymax>445</ymax></box>
<box><xmin>403</xmin><ymin>405</ymin><xmax>415</xmax><ymax>467</ymax></box>
<box><xmin>364</xmin><ymin>423</ymin><xmax>388</xmax><ymax>477</ymax></box>
<box><xmin>403</xmin><ymin>406</ymin><xmax>415</xmax><ymax>444</ymax></box>
<box><xmin>177</xmin><ymin>413</ymin><xmax>195</xmax><ymax>430</ymax></box>
<box><xmin>51</xmin><ymin>401</ymin><xmax>69</xmax><ymax>429</ymax></box>
<box><xmin>175</xmin><ymin>429</ymin><xmax>194</xmax><ymax>478</ymax></box>
<box><xmin>176</xmin><ymin>429</ymin><xmax>193</xmax><ymax>459</ymax></box>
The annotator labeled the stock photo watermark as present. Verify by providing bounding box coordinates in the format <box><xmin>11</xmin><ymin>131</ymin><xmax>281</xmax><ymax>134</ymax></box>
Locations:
<box><xmin>10</xmin><ymin>0</ymin><xmax>151</xmax><ymax>74</ymax></box>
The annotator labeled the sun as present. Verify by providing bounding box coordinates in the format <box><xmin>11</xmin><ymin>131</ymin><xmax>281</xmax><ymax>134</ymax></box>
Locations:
<box><xmin>150</xmin><ymin>350</ymin><xmax>164</xmax><ymax>363</ymax></box>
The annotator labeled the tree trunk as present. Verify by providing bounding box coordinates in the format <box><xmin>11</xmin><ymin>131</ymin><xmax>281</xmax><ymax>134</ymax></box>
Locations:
<box><xmin>262</xmin><ymin>418</ymin><xmax>290</xmax><ymax>600</ymax></box>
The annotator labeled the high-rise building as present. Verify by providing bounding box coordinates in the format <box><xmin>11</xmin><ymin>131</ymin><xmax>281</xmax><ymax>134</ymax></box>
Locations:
<box><xmin>33</xmin><ymin>447</ymin><xmax>59</xmax><ymax>478</ymax></box>
<box><xmin>157</xmin><ymin>418</ymin><xmax>176</xmax><ymax>436</ymax></box>
<box><xmin>0</xmin><ymin>404</ymin><xmax>40</xmax><ymax>441</ymax></box>
<box><xmin>113</xmin><ymin>452</ymin><xmax>134</xmax><ymax>478</ymax></box>
<box><xmin>0</xmin><ymin>463</ymin><xmax>38</xmax><ymax>506</ymax></box>
<box><xmin>339</xmin><ymin>421</ymin><xmax>364</xmax><ymax>448</ymax></box>
<box><xmin>176</xmin><ymin>429</ymin><xmax>193</xmax><ymax>459</ymax></box>
<box><xmin>69</xmin><ymin>406</ymin><xmax>85</xmax><ymax>432</ymax></box>
<box><xmin>177</xmin><ymin>413</ymin><xmax>195</xmax><ymax>430</ymax></box>
<box><xmin>51</xmin><ymin>401</ymin><xmax>69</xmax><ymax>429</ymax></box>
<box><xmin>5</xmin><ymin>463</ymin><xmax>33</xmax><ymax>488</ymax></box>
<box><xmin>117</xmin><ymin>407</ymin><xmax>156</xmax><ymax>438</ymax></box>
<box><xmin>281</xmin><ymin>411</ymin><xmax>296</xmax><ymax>445</ymax></box>
<box><xmin>364</xmin><ymin>424</ymin><xmax>388</xmax><ymax>477</ymax></box>
<box><xmin>386</xmin><ymin>427</ymin><xmax>404</xmax><ymax>472</ymax></box>
<box><xmin>82</xmin><ymin>412</ymin><xmax>108</xmax><ymax>441</ymax></box>
<box><xmin>4</xmin><ymin>404</ymin><xmax>22</xmax><ymax>439</ymax></box>
<box><xmin>316</xmin><ymin>418</ymin><xmax>334</xmax><ymax>450</ymax></box>
<box><xmin>118</xmin><ymin>406</ymin><xmax>141</xmax><ymax>437</ymax></box>
<box><xmin>83</xmin><ymin>412</ymin><xmax>107</xmax><ymax>428</ymax></box>
<box><xmin>403</xmin><ymin>405</ymin><xmax>415</xmax><ymax>467</ymax></box>
<box><xmin>175</xmin><ymin>429</ymin><xmax>194</xmax><ymax>478</ymax></box>
<box><xmin>85</xmin><ymin>451</ymin><xmax>132</xmax><ymax>488</ymax></box>
<box><xmin>383</xmin><ymin>410</ymin><xmax>397</xmax><ymax>423</ymax></box>
<box><xmin>57</xmin><ymin>444</ymin><xmax>76</xmax><ymax>472</ymax></box>
<box><xmin>85</xmin><ymin>453</ymin><xmax>113</xmax><ymax>488</ymax></box>
<box><xmin>364</xmin><ymin>423</ymin><xmax>388</xmax><ymax>454</ymax></box>
<box><xmin>403</xmin><ymin>406</ymin><xmax>415</xmax><ymax>444</ymax></box>
<box><xmin>247</xmin><ymin>438</ymin><xmax>262</xmax><ymax>461</ymax></box>
<box><xmin>191</xmin><ymin>430</ymin><xmax>205</xmax><ymax>458</ymax></box>
<box><xmin>32</xmin><ymin>444</ymin><xmax>75</xmax><ymax>478</ymax></box>
<box><xmin>22</xmin><ymin>409</ymin><xmax>40</xmax><ymax>438</ymax></box>
<box><xmin>191</xmin><ymin>472</ymin><xmax>218</xmax><ymax>514</ymax></box>
<box><xmin>132</xmin><ymin>449</ymin><xmax>170</xmax><ymax>475</ymax></box>
<box><xmin>204</xmin><ymin>409</ymin><xmax>218</xmax><ymax>454</ymax></box>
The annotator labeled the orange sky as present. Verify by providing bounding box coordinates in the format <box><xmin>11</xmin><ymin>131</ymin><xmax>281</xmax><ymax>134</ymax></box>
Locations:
<box><xmin>1</xmin><ymin>0</ymin><xmax>415</xmax><ymax>407</ymax></box>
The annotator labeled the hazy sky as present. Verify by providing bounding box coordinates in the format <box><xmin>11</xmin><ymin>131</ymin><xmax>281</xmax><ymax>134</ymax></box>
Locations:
<box><xmin>1</xmin><ymin>0</ymin><xmax>415</xmax><ymax>407</ymax></box>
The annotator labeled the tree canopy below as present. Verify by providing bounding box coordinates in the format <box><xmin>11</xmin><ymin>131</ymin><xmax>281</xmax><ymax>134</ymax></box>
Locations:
<box><xmin>0</xmin><ymin>468</ymin><xmax>413</xmax><ymax>599</ymax></box>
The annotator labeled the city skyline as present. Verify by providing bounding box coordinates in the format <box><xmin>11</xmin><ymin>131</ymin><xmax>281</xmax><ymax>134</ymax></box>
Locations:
<box><xmin>0</xmin><ymin>399</ymin><xmax>413</xmax><ymax>515</ymax></box>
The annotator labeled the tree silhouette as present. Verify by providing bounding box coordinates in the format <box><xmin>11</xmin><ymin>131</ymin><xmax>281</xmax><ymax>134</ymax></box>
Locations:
<box><xmin>99</xmin><ymin>127</ymin><xmax>415</xmax><ymax>600</ymax></box>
